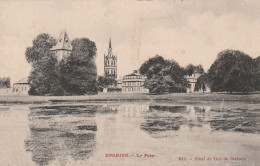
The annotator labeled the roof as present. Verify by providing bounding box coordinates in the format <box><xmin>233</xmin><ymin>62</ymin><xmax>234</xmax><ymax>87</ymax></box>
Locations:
<box><xmin>125</xmin><ymin>73</ymin><xmax>142</xmax><ymax>77</ymax></box>
<box><xmin>14</xmin><ymin>78</ymin><xmax>29</xmax><ymax>84</ymax></box>
<box><xmin>185</xmin><ymin>72</ymin><xmax>201</xmax><ymax>79</ymax></box>
<box><xmin>50</xmin><ymin>31</ymin><xmax>72</xmax><ymax>51</ymax></box>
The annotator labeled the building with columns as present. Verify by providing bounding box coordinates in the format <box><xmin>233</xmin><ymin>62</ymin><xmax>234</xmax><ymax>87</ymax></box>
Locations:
<box><xmin>104</xmin><ymin>39</ymin><xmax>117</xmax><ymax>79</ymax></box>
<box><xmin>122</xmin><ymin>70</ymin><xmax>149</xmax><ymax>93</ymax></box>
<box><xmin>50</xmin><ymin>31</ymin><xmax>72</xmax><ymax>62</ymax></box>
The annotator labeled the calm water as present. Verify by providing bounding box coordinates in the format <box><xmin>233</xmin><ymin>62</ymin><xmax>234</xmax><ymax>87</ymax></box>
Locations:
<box><xmin>0</xmin><ymin>102</ymin><xmax>259</xmax><ymax>166</ymax></box>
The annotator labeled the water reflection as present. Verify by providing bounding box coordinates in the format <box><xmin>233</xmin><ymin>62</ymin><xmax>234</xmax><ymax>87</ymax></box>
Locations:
<box><xmin>140</xmin><ymin>105</ymin><xmax>260</xmax><ymax>137</ymax></box>
<box><xmin>24</xmin><ymin>105</ymin><xmax>98</xmax><ymax>166</ymax></box>
<box><xmin>0</xmin><ymin>103</ymin><xmax>259</xmax><ymax>166</ymax></box>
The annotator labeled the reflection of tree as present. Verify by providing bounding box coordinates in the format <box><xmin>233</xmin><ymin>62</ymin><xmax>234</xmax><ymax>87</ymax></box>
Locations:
<box><xmin>61</xmin><ymin>132</ymin><xmax>95</xmax><ymax>161</ymax></box>
<box><xmin>25</xmin><ymin>127</ymin><xmax>60</xmax><ymax>166</ymax></box>
<box><xmin>141</xmin><ymin>106</ymin><xmax>188</xmax><ymax>134</ymax></box>
<box><xmin>24</xmin><ymin>105</ymin><xmax>97</xmax><ymax>166</ymax></box>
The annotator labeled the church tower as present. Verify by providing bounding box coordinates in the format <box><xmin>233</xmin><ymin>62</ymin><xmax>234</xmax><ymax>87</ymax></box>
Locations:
<box><xmin>104</xmin><ymin>39</ymin><xmax>117</xmax><ymax>79</ymax></box>
<box><xmin>50</xmin><ymin>30</ymin><xmax>72</xmax><ymax>62</ymax></box>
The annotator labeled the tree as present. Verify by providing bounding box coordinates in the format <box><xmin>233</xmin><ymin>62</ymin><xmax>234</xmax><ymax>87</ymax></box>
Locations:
<box><xmin>194</xmin><ymin>73</ymin><xmax>208</xmax><ymax>93</ymax></box>
<box><xmin>26</xmin><ymin>34</ymin><xmax>56</xmax><ymax>63</ymax></box>
<box><xmin>97</xmin><ymin>76</ymin><xmax>117</xmax><ymax>91</ymax></box>
<box><xmin>28</xmin><ymin>54</ymin><xmax>62</xmax><ymax>95</ymax></box>
<box><xmin>140</xmin><ymin>55</ymin><xmax>188</xmax><ymax>94</ymax></box>
<box><xmin>0</xmin><ymin>77</ymin><xmax>10</xmax><ymax>88</ymax></box>
<box><xmin>26</xmin><ymin>34</ymin><xmax>61</xmax><ymax>95</ymax></box>
<box><xmin>59</xmin><ymin>38</ymin><xmax>98</xmax><ymax>95</ymax></box>
<box><xmin>26</xmin><ymin>34</ymin><xmax>98</xmax><ymax>96</ymax></box>
<box><xmin>207</xmin><ymin>49</ymin><xmax>256</xmax><ymax>93</ymax></box>
<box><xmin>254</xmin><ymin>56</ymin><xmax>260</xmax><ymax>91</ymax></box>
<box><xmin>185</xmin><ymin>64</ymin><xmax>204</xmax><ymax>76</ymax></box>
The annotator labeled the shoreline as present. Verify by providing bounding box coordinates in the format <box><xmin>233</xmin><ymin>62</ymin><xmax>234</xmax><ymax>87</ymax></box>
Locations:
<box><xmin>0</xmin><ymin>92</ymin><xmax>259</xmax><ymax>104</ymax></box>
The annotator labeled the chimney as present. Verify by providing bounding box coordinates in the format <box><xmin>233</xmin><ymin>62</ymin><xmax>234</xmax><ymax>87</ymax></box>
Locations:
<box><xmin>133</xmin><ymin>70</ymin><xmax>138</xmax><ymax>74</ymax></box>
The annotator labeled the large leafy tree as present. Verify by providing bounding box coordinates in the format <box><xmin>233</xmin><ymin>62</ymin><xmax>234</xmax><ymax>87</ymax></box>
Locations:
<box><xmin>60</xmin><ymin>38</ymin><xmax>98</xmax><ymax>95</ymax></box>
<box><xmin>26</xmin><ymin>34</ymin><xmax>61</xmax><ymax>95</ymax></box>
<box><xmin>194</xmin><ymin>73</ymin><xmax>208</xmax><ymax>93</ymax></box>
<box><xmin>140</xmin><ymin>55</ymin><xmax>187</xmax><ymax>94</ymax></box>
<box><xmin>26</xmin><ymin>34</ymin><xmax>98</xmax><ymax>95</ymax></box>
<box><xmin>185</xmin><ymin>64</ymin><xmax>204</xmax><ymax>76</ymax></box>
<box><xmin>207</xmin><ymin>49</ymin><xmax>256</xmax><ymax>93</ymax></box>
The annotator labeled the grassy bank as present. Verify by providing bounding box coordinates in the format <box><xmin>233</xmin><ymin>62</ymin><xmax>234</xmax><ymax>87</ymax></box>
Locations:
<box><xmin>0</xmin><ymin>92</ymin><xmax>259</xmax><ymax>104</ymax></box>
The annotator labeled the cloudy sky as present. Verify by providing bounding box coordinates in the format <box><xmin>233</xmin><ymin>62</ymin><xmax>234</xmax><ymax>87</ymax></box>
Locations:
<box><xmin>1</xmin><ymin>0</ymin><xmax>260</xmax><ymax>84</ymax></box>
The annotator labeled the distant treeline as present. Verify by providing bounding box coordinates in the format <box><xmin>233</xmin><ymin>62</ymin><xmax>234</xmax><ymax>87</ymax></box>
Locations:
<box><xmin>139</xmin><ymin>50</ymin><xmax>260</xmax><ymax>94</ymax></box>
<box><xmin>0</xmin><ymin>77</ymin><xmax>10</xmax><ymax>89</ymax></box>
<box><xmin>26</xmin><ymin>33</ymin><xmax>260</xmax><ymax>95</ymax></box>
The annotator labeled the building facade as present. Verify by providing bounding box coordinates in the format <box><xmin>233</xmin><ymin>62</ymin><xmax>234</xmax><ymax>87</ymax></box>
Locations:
<box><xmin>50</xmin><ymin>31</ymin><xmax>72</xmax><ymax>62</ymax></box>
<box><xmin>122</xmin><ymin>70</ymin><xmax>149</xmax><ymax>93</ymax></box>
<box><xmin>13</xmin><ymin>78</ymin><xmax>30</xmax><ymax>95</ymax></box>
<box><xmin>104</xmin><ymin>39</ymin><xmax>117</xmax><ymax>79</ymax></box>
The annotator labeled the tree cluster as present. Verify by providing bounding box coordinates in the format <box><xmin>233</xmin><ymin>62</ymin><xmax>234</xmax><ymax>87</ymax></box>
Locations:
<box><xmin>185</xmin><ymin>64</ymin><xmax>204</xmax><ymax>76</ymax></box>
<box><xmin>26</xmin><ymin>34</ymin><xmax>98</xmax><ymax>96</ymax></box>
<box><xmin>207</xmin><ymin>49</ymin><xmax>258</xmax><ymax>93</ymax></box>
<box><xmin>139</xmin><ymin>55</ymin><xmax>188</xmax><ymax>94</ymax></box>
<box><xmin>0</xmin><ymin>77</ymin><xmax>10</xmax><ymax>88</ymax></box>
<box><xmin>97</xmin><ymin>76</ymin><xmax>117</xmax><ymax>91</ymax></box>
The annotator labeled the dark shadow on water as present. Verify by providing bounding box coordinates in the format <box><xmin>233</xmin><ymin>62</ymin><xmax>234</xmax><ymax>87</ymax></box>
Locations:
<box><xmin>77</xmin><ymin>125</ymin><xmax>97</xmax><ymax>131</ymax></box>
<box><xmin>149</xmin><ymin>105</ymin><xmax>188</xmax><ymax>113</ymax></box>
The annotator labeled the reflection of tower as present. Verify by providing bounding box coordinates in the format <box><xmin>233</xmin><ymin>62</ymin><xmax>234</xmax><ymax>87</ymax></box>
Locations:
<box><xmin>104</xmin><ymin>39</ymin><xmax>117</xmax><ymax>79</ymax></box>
<box><xmin>50</xmin><ymin>31</ymin><xmax>72</xmax><ymax>62</ymax></box>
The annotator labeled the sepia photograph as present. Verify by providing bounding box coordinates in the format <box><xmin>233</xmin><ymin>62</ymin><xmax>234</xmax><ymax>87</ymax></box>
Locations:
<box><xmin>0</xmin><ymin>0</ymin><xmax>259</xmax><ymax>165</ymax></box>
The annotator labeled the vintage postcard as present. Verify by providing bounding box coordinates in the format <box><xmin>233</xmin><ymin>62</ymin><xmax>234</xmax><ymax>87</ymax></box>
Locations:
<box><xmin>0</xmin><ymin>0</ymin><xmax>259</xmax><ymax>166</ymax></box>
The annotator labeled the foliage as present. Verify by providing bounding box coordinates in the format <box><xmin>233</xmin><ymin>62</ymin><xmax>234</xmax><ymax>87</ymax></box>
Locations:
<box><xmin>143</xmin><ymin>76</ymin><xmax>186</xmax><ymax>94</ymax></box>
<box><xmin>194</xmin><ymin>73</ymin><xmax>208</xmax><ymax>93</ymax></box>
<box><xmin>140</xmin><ymin>55</ymin><xmax>188</xmax><ymax>94</ymax></box>
<box><xmin>254</xmin><ymin>56</ymin><xmax>260</xmax><ymax>91</ymax></box>
<box><xmin>59</xmin><ymin>38</ymin><xmax>98</xmax><ymax>95</ymax></box>
<box><xmin>0</xmin><ymin>77</ymin><xmax>10</xmax><ymax>88</ymax></box>
<box><xmin>97</xmin><ymin>76</ymin><xmax>117</xmax><ymax>90</ymax></box>
<box><xmin>207</xmin><ymin>49</ymin><xmax>256</xmax><ymax>93</ymax></box>
<box><xmin>28</xmin><ymin>54</ymin><xmax>62</xmax><ymax>95</ymax></box>
<box><xmin>25</xmin><ymin>34</ymin><xmax>56</xmax><ymax>63</ymax></box>
<box><xmin>185</xmin><ymin>64</ymin><xmax>204</xmax><ymax>76</ymax></box>
<box><xmin>27</xmin><ymin>34</ymin><xmax>60</xmax><ymax>95</ymax></box>
<box><xmin>27</xmin><ymin>34</ymin><xmax>98</xmax><ymax>96</ymax></box>
<box><xmin>107</xmin><ymin>87</ymin><xmax>121</xmax><ymax>92</ymax></box>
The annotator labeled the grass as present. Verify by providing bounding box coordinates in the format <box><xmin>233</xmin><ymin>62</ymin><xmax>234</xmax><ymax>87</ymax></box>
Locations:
<box><xmin>0</xmin><ymin>92</ymin><xmax>259</xmax><ymax>104</ymax></box>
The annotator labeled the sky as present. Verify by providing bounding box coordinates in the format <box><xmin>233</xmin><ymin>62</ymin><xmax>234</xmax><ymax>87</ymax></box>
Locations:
<box><xmin>1</xmin><ymin>0</ymin><xmax>260</xmax><ymax>84</ymax></box>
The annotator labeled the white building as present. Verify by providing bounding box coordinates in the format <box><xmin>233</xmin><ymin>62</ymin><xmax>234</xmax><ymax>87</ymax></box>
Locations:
<box><xmin>50</xmin><ymin>31</ymin><xmax>72</xmax><ymax>62</ymax></box>
<box><xmin>122</xmin><ymin>70</ymin><xmax>149</xmax><ymax>93</ymax></box>
<box><xmin>13</xmin><ymin>78</ymin><xmax>30</xmax><ymax>95</ymax></box>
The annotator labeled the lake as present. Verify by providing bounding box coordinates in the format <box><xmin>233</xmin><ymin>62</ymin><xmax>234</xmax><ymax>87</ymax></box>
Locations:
<box><xmin>0</xmin><ymin>101</ymin><xmax>259</xmax><ymax>166</ymax></box>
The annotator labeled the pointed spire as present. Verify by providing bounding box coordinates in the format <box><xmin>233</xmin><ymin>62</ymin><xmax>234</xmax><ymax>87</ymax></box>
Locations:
<box><xmin>109</xmin><ymin>38</ymin><xmax>112</xmax><ymax>49</ymax></box>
